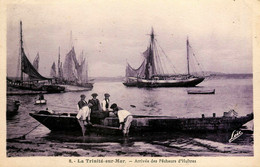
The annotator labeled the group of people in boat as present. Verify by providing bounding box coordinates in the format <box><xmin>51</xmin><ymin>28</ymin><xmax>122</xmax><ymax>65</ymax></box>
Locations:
<box><xmin>76</xmin><ymin>93</ymin><xmax>133</xmax><ymax>137</ymax></box>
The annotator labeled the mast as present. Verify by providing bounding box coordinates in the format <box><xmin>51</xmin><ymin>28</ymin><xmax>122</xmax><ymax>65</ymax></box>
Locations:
<box><xmin>145</xmin><ymin>28</ymin><xmax>155</xmax><ymax>79</ymax></box>
<box><xmin>58</xmin><ymin>47</ymin><xmax>61</xmax><ymax>78</ymax></box>
<box><xmin>151</xmin><ymin>28</ymin><xmax>155</xmax><ymax>75</ymax></box>
<box><xmin>20</xmin><ymin>21</ymin><xmax>24</xmax><ymax>81</ymax></box>
<box><xmin>187</xmin><ymin>37</ymin><xmax>190</xmax><ymax>75</ymax></box>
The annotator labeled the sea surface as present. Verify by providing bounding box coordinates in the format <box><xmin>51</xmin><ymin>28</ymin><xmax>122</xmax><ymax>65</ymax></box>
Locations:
<box><xmin>6</xmin><ymin>77</ymin><xmax>254</xmax><ymax>157</ymax></box>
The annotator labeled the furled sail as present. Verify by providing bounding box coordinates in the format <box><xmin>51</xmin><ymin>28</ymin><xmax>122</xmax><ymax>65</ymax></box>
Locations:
<box><xmin>125</xmin><ymin>47</ymin><xmax>150</xmax><ymax>78</ymax></box>
<box><xmin>126</xmin><ymin>60</ymin><xmax>146</xmax><ymax>78</ymax></box>
<box><xmin>63</xmin><ymin>47</ymin><xmax>77</xmax><ymax>81</ymax></box>
<box><xmin>50</xmin><ymin>62</ymin><xmax>56</xmax><ymax>77</ymax></box>
<box><xmin>21</xmin><ymin>49</ymin><xmax>50</xmax><ymax>80</ymax></box>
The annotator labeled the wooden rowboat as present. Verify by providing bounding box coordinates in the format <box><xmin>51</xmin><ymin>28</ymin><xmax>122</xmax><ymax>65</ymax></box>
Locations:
<box><xmin>29</xmin><ymin>109</ymin><xmax>253</xmax><ymax>135</ymax></box>
<box><xmin>187</xmin><ymin>89</ymin><xmax>215</xmax><ymax>94</ymax></box>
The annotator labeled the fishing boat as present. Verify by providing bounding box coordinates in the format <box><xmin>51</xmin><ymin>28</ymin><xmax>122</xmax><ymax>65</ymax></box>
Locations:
<box><xmin>34</xmin><ymin>99</ymin><xmax>47</xmax><ymax>105</ymax></box>
<box><xmin>7</xmin><ymin>21</ymin><xmax>65</xmax><ymax>93</ymax></box>
<box><xmin>55</xmin><ymin>35</ymin><xmax>94</xmax><ymax>89</ymax></box>
<box><xmin>29</xmin><ymin>109</ymin><xmax>253</xmax><ymax>135</ymax></box>
<box><xmin>123</xmin><ymin>29</ymin><xmax>205</xmax><ymax>87</ymax></box>
<box><xmin>187</xmin><ymin>89</ymin><xmax>215</xmax><ymax>94</ymax></box>
<box><xmin>7</xmin><ymin>100</ymin><xmax>20</xmax><ymax>117</ymax></box>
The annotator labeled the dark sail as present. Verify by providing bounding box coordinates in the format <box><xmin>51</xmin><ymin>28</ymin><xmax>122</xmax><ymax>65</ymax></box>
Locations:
<box><xmin>21</xmin><ymin>49</ymin><xmax>50</xmax><ymax>80</ymax></box>
<box><xmin>33</xmin><ymin>52</ymin><xmax>39</xmax><ymax>71</ymax></box>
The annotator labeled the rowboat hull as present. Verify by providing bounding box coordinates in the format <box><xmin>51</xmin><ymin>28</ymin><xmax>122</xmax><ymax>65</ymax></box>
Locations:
<box><xmin>7</xmin><ymin>78</ymin><xmax>65</xmax><ymax>93</ymax></box>
<box><xmin>29</xmin><ymin>110</ymin><xmax>253</xmax><ymax>135</ymax></box>
<box><xmin>187</xmin><ymin>89</ymin><xmax>215</xmax><ymax>94</ymax></box>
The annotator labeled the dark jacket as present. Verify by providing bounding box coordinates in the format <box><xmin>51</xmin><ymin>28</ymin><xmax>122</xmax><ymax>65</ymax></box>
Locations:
<box><xmin>78</xmin><ymin>100</ymin><xmax>87</xmax><ymax>109</ymax></box>
<box><xmin>88</xmin><ymin>99</ymin><xmax>101</xmax><ymax>111</ymax></box>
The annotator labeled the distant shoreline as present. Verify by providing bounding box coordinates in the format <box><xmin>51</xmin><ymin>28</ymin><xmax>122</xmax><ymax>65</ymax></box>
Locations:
<box><xmin>7</xmin><ymin>73</ymin><xmax>253</xmax><ymax>83</ymax></box>
<box><xmin>91</xmin><ymin>73</ymin><xmax>253</xmax><ymax>82</ymax></box>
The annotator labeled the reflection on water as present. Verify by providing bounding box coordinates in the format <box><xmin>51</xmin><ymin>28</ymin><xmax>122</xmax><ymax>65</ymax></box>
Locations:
<box><xmin>6</xmin><ymin>78</ymin><xmax>253</xmax><ymax>156</ymax></box>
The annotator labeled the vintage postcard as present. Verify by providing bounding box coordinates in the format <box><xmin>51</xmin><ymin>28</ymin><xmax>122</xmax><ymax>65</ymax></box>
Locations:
<box><xmin>1</xmin><ymin>0</ymin><xmax>260</xmax><ymax>166</ymax></box>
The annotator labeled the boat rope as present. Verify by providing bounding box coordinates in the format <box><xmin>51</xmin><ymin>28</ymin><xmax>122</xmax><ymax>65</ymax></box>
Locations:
<box><xmin>188</xmin><ymin>45</ymin><xmax>205</xmax><ymax>76</ymax></box>
<box><xmin>153</xmin><ymin>43</ymin><xmax>166</xmax><ymax>74</ymax></box>
<box><xmin>8</xmin><ymin>116</ymin><xmax>49</xmax><ymax>140</ymax></box>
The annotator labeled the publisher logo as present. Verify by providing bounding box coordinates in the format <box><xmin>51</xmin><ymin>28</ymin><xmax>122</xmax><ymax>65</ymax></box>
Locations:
<box><xmin>229</xmin><ymin>130</ymin><xmax>243</xmax><ymax>143</ymax></box>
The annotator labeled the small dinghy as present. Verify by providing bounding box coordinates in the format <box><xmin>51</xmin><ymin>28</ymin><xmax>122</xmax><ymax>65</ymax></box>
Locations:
<box><xmin>34</xmin><ymin>99</ymin><xmax>47</xmax><ymax>105</ymax></box>
<box><xmin>187</xmin><ymin>89</ymin><xmax>215</xmax><ymax>94</ymax></box>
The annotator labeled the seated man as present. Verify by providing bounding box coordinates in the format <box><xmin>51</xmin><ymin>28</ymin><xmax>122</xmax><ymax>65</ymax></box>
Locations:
<box><xmin>110</xmin><ymin>103</ymin><xmax>133</xmax><ymax>137</ymax></box>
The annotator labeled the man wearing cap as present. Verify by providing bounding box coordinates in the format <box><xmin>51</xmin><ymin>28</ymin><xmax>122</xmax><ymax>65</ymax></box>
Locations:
<box><xmin>88</xmin><ymin>93</ymin><xmax>102</xmax><ymax>112</ymax></box>
<box><xmin>110</xmin><ymin>103</ymin><xmax>133</xmax><ymax>137</ymax></box>
<box><xmin>88</xmin><ymin>93</ymin><xmax>103</xmax><ymax>123</ymax></box>
<box><xmin>77</xmin><ymin>94</ymin><xmax>92</xmax><ymax>136</ymax></box>
<box><xmin>102</xmin><ymin>93</ymin><xmax>113</xmax><ymax>112</ymax></box>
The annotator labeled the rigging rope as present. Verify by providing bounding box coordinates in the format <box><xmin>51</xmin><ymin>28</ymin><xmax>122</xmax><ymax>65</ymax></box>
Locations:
<box><xmin>188</xmin><ymin>45</ymin><xmax>205</xmax><ymax>76</ymax></box>
<box><xmin>155</xmin><ymin>39</ymin><xmax>177</xmax><ymax>74</ymax></box>
<box><xmin>153</xmin><ymin>43</ymin><xmax>166</xmax><ymax>74</ymax></box>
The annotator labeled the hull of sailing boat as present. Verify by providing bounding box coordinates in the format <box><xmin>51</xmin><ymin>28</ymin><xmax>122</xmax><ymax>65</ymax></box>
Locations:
<box><xmin>123</xmin><ymin>77</ymin><xmax>204</xmax><ymax>87</ymax></box>
<box><xmin>7</xmin><ymin>79</ymin><xmax>65</xmax><ymax>93</ymax></box>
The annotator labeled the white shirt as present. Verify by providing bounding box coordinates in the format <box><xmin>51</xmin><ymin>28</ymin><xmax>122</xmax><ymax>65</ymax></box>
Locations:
<box><xmin>102</xmin><ymin>99</ymin><xmax>112</xmax><ymax>111</ymax></box>
<box><xmin>117</xmin><ymin>110</ymin><xmax>131</xmax><ymax>123</ymax></box>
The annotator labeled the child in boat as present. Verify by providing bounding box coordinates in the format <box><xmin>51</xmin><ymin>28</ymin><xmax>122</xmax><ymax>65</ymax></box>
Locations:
<box><xmin>110</xmin><ymin>103</ymin><xmax>133</xmax><ymax>137</ymax></box>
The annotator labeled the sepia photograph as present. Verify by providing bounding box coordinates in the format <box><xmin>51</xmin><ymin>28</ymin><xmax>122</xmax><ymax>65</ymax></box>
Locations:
<box><xmin>1</xmin><ymin>0</ymin><xmax>260</xmax><ymax>166</ymax></box>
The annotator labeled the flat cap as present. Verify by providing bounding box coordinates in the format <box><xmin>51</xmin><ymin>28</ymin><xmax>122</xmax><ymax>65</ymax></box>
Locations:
<box><xmin>110</xmin><ymin>103</ymin><xmax>117</xmax><ymax>109</ymax></box>
<box><xmin>91</xmin><ymin>93</ymin><xmax>98</xmax><ymax>97</ymax></box>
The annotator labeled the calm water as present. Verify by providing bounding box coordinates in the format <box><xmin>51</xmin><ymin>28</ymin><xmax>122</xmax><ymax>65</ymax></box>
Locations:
<box><xmin>6</xmin><ymin>78</ymin><xmax>254</xmax><ymax>156</ymax></box>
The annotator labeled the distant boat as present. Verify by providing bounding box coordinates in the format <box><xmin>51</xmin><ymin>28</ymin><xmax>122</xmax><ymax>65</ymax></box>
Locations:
<box><xmin>34</xmin><ymin>99</ymin><xmax>47</xmax><ymax>105</ymax></box>
<box><xmin>56</xmin><ymin>42</ymin><xmax>94</xmax><ymax>89</ymax></box>
<box><xmin>123</xmin><ymin>28</ymin><xmax>204</xmax><ymax>87</ymax></box>
<box><xmin>29</xmin><ymin>109</ymin><xmax>253</xmax><ymax>135</ymax></box>
<box><xmin>187</xmin><ymin>89</ymin><xmax>215</xmax><ymax>94</ymax></box>
<box><xmin>7</xmin><ymin>21</ymin><xmax>65</xmax><ymax>93</ymax></box>
<box><xmin>7</xmin><ymin>100</ymin><xmax>20</xmax><ymax>117</ymax></box>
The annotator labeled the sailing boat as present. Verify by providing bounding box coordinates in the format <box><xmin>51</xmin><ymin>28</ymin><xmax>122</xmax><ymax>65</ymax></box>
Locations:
<box><xmin>61</xmin><ymin>37</ymin><xmax>93</xmax><ymax>89</ymax></box>
<box><xmin>123</xmin><ymin>28</ymin><xmax>205</xmax><ymax>87</ymax></box>
<box><xmin>7</xmin><ymin>21</ymin><xmax>65</xmax><ymax>93</ymax></box>
<box><xmin>33</xmin><ymin>52</ymin><xmax>39</xmax><ymax>71</ymax></box>
<box><xmin>50</xmin><ymin>62</ymin><xmax>57</xmax><ymax>78</ymax></box>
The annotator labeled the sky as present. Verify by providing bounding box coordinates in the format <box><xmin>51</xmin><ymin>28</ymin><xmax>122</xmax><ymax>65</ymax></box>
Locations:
<box><xmin>6</xmin><ymin>0</ymin><xmax>252</xmax><ymax>77</ymax></box>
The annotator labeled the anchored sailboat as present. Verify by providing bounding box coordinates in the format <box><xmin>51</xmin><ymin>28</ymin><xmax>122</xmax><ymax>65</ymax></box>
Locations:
<box><xmin>7</xmin><ymin>21</ymin><xmax>65</xmax><ymax>93</ymax></box>
<box><xmin>123</xmin><ymin>28</ymin><xmax>205</xmax><ymax>87</ymax></box>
